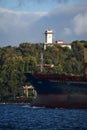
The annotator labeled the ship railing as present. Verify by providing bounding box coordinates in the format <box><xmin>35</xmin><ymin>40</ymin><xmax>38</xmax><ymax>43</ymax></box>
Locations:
<box><xmin>33</xmin><ymin>73</ymin><xmax>87</xmax><ymax>82</ymax></box>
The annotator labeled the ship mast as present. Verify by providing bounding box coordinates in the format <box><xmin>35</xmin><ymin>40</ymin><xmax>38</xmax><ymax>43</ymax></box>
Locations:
<box><xmin>40</xmin><ymin>51</ymin><xmax>43</xmax><ymax>72</ymax></box>
<box><xmin>84</xmin><ymin>45</ymin><xmax>87</xmax><ymax>79</ymax></box>
<box><xmin>40</xmin><ymin>43</ymin><xmax>46</xmax><ymax>72</ymax></box>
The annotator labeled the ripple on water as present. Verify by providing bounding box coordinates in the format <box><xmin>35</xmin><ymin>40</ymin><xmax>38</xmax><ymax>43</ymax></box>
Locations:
<box><xmin>0</xmin><ymin>104</ymin><xmax>87</xmax><ymax>130</ymax></box>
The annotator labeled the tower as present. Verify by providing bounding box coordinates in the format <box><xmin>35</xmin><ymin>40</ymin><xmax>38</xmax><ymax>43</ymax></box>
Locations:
<box><xmin>45</xmin><ymin>29</ymin><xmax>53</xmax><ymax>44</ymax></box>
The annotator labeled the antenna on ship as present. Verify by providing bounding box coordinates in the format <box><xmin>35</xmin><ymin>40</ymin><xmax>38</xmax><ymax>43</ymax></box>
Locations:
<box><xmin>40</xmin><ymin>43</ymin><xmax>46</xmax><ymax>73</ymax></box>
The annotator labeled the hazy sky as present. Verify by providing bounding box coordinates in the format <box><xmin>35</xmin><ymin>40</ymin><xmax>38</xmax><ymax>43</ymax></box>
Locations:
<box><xmin>0</xmin><ymin>0</ymin><xmax>77</xmax><ymax>12</ymax></box>
<box><xmin>0</xmin><ymin>0</ymin><xmax>87</xmax><ymax>46</ymax></box>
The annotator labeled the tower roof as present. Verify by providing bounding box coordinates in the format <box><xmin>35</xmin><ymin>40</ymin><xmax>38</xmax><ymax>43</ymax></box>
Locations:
<box><xmin>45</xmin><ymin>29</ymin><xmax>53</xmax><ymax>34</ymax></box>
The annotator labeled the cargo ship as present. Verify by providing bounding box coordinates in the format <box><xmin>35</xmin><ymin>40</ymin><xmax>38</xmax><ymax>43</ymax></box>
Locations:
<box><xmin>25</xmin><ymin>46</ymin><xmax>87</xmax><ymax>108</ymax></box>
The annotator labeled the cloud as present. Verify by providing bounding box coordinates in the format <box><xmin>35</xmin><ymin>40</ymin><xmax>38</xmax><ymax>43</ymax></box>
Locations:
<box><xmin>60</xmin><ymin>4</ymin><xmax>87</xmax><ymax>40</ymax></box>
<box><xmin>73</xmin><ymin>13</ymin><xmax>87</xmax><ymax>35</ymax></box>
<box><xmin>28</xmin><ymin>3</ymin><xmax>87</xmax><ymax>43</ymax></box>
<box><xmin>0</xmin><ymin>8</ymin><xmax>47</xmax><ymax>46</ymax></box>
<box><xmin>0</xmin><ymin>2</ymin><xmax>87</xmax><ymax>46</ymax></box>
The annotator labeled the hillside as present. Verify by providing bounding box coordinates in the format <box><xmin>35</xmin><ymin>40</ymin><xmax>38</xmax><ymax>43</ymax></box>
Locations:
<box><xmin>0</xmin><ymin>40</ymin><xmax>87</xmax><ymax>102</ymax></box>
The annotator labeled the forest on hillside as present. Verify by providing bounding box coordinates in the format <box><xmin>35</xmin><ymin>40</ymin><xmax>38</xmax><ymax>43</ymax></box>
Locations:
<box><xmin>0</xmin><ymin>40</ymin><xmax>87</xmax><ymax>102</ymax></box>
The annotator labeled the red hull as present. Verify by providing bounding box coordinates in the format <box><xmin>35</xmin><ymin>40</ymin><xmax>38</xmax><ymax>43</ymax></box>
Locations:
<box><xmin>31</xmin><ymin>94</ymin><xmax>87</xmax><ymax>108</ymax></box>
<box><xmin>31</xmin><ymin>102</ymin><xmax>87</xmax><ymax>109</ymax></box>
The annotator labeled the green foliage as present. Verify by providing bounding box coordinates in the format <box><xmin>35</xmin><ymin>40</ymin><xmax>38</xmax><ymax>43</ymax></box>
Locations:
<box><xmin>0</xmin><ymin>41</ymin><xmax>87</xmax><ymax>101</ymax></box>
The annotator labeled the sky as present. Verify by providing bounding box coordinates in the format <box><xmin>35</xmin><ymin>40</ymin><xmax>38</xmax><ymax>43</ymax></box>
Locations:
<box><xmin>0</xmin><ymin>0</ymin><xmax>87</xmax><ymax>46</ymax></box>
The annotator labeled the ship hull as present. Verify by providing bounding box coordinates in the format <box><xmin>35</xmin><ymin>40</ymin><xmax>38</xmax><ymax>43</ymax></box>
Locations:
<box><xmin>31</xmin><ymin>94</ymin><xmax>87</xmax><ymax>108</ymax></box>
<box><xmin>25</xmin><ymin>73</ymin><xmax>87</xmax><ymax>108</ymax></box>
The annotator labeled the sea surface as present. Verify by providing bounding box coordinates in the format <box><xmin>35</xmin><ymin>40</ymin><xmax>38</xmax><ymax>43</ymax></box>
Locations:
<box><xmin>0</xmin><ymin>104</ymin><xmax>87</xmax><ymax>130</ymax></box>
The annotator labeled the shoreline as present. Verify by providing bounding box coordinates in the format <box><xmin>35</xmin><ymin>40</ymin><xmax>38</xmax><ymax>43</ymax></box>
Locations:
<box><xmin>0</xmin><ymin>102</ymin><xmax>30</xmax><ymax>105</ymax></box>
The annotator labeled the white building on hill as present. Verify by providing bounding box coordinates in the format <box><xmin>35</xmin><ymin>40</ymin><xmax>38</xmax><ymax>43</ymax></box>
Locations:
<box><xmin>44</xmin><ymin>29</ymin><xmax>71</xmax><ymax>49</ymax></box>
<box><xmin>55</xmin><ymin>40</ymin><xmax>71</xmax><ymax>49</ymax></box>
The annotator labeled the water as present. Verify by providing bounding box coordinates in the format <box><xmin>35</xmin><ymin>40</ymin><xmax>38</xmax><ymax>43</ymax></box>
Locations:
<box><xmin>0</xmin><ymin>104</ymin><xmax>87</xmax><ymax>130</ymax></box>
